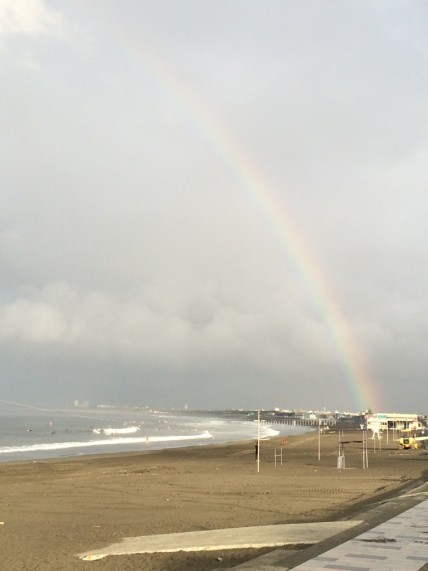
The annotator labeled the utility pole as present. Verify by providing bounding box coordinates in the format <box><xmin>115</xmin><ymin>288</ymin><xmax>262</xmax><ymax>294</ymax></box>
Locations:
<box><xmin>257</xmin><ymin>409</ymin><xmax>260</xmax><ymax>473</ymax></box>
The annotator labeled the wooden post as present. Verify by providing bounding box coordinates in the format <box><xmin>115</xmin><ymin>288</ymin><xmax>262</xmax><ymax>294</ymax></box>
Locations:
<box><xmin>257</xmin><ymin>409</ymin><xmax>260</xmax><ymax>473</ymax></box>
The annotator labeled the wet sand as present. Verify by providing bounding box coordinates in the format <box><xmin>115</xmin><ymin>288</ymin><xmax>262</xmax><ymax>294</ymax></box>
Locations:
<box><xmin>0</xmin><ymin>430</ymin><xmax>426</xmax><ymax>570</ymax></box>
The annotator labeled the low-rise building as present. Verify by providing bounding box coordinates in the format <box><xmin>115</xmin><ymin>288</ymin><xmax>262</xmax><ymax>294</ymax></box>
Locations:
<box><xmin>367</xmin><ymin>413</ymin><xmax>420</xmax><ymax>432</ymax></box>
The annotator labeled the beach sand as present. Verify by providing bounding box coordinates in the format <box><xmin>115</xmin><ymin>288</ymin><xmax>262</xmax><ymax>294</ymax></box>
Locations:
<box><xmin>0</xmin><ymin>430</ymin><xmax>427</xmax><ymax>570</ymax></box>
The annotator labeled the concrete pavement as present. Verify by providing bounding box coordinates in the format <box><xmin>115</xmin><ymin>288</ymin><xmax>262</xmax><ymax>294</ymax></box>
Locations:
<box><xmin>79</xmin><ymin>521</ymin><xmax>362</xmax><ymax>561</ymax></box>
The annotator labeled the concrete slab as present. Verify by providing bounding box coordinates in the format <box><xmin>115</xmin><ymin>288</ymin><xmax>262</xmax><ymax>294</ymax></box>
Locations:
<box><xmin>79</xmin><ymin>521</ymin><xmax>362</xmax><ymax>561</ymax></box>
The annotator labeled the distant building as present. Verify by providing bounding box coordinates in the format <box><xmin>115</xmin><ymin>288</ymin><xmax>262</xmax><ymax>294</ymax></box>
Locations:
<box><xmin>73</xmin><ymin>399</ymin><xmax>89</xmax><ymax>408</ymax></box>
<box><xmin>367</xmin><ymin>413</ymin><xmax>420</xmax><ymax>432</ymax></box>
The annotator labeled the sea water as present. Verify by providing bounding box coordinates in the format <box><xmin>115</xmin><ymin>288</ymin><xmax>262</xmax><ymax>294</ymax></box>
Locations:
<box><xmin>0</xmin><ymin>405</ymin><xmax>311</xmax><ymax>462</ymax></box>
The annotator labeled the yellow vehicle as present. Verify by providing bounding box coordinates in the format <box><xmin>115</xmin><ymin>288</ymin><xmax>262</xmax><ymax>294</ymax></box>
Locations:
<box><xmin>399</xmin><ymin>429</ymin><xmax>428</xmax><ymax>450</ymax></box>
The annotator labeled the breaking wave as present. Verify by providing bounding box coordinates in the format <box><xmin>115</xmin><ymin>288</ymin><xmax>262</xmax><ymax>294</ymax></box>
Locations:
<box><xmin>0</xmin><ymin>430</ymin><xmax>213</xmax><ymax>455</ymax></box>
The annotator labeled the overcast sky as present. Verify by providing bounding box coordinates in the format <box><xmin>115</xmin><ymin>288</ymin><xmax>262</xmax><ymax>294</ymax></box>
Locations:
<box><xmin>1</xmin><ymin>0</ymin><xmax>427</xmax><ymax>413</ymax></box>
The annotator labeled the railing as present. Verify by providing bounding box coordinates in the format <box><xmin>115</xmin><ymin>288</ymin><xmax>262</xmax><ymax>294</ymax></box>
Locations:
<box><xmin>233</xmin><ymin>418</ymin><xmax>337</xmax><ymax>427</ymax></box>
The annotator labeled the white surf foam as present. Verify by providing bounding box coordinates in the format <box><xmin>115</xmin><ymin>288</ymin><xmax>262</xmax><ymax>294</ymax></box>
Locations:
<box><xmin>263</xmin><ymin>427</ymin><xmax>280</xmax><ymax>437</ymax></box>
<box><xmin>0</xmin><ymin>431</ymin><xmax>213</xmax><ymax>455</ymax></box>
<box><xmin>92</xmin><ymin>426</ymin><xmax>140</xmax><ymax>436</ymax></box>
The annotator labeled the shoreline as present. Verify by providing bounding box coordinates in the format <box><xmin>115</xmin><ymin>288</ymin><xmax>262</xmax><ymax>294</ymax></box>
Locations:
<box><xmin>0</xmin><ymin>430</ymin><xmax>426</xmax><ymax>570</ymax></box>
<box><xmin>0</xmin><ymin>407</ymin><xmax>316</xmax><ymax>464</ymax></box>
<box><xmin>0</xmin><ymin>425</ymin><xmax>315</xmax><ymax>465</ymax></box>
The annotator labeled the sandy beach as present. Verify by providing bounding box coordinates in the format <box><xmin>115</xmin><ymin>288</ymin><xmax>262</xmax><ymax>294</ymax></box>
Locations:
<box><xmin>0</xmin><ymin>430</ymin><xmax>426</xmax><ymax>570</ymax></box>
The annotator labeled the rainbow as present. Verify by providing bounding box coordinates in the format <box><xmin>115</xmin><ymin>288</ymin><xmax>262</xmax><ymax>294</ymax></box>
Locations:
<box><xmin>199</xmin><ymin>126</ymin><xmax>379</xmax><ymax>413</ymax></box>
<box><xmin>107</xmin><ymin>31</ymin><xmax>379</xmax><ymax>412</ymax></box>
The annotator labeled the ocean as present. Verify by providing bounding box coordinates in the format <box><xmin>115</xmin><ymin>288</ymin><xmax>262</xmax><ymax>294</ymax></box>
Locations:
<box><xmin>0</xmin><ymin>405</ymin><xmax>312</xmax><ymax>463</ymax></box>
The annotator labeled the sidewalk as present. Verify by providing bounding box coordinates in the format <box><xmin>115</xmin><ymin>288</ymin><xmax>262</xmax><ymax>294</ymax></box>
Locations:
<box><xmin>290</xmin><ymin>496</ymin><xmax>428</xmax><ymax>570</ymax></box>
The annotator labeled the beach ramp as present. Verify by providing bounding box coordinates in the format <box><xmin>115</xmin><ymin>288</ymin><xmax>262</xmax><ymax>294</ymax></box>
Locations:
<box><xmin>78</xmin><ymin>521</ymin><xmax>362</xmax><ymax>561</ymax></box>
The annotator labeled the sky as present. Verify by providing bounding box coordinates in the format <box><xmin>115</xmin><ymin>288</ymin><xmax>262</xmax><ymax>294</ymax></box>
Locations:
<box><xmin>1</xmin><ymin>0</ymin><xmax>428</xmax><ymax>413</ymax></box>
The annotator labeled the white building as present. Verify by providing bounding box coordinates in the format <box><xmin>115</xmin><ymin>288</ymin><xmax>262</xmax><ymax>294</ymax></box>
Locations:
<box><xmin>367</xmin><ymin>413</ymin><xmax>420</xmax><ymax>432</ymax></box>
